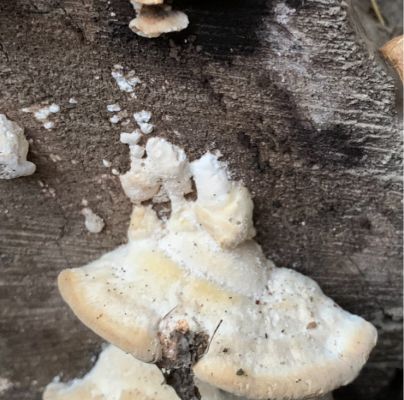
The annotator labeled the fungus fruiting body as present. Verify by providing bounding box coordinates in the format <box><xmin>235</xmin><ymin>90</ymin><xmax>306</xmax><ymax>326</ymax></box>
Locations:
<box><xmin>43</xmin><ymin>344</ymin><xmax>242</xmax><ymax>400</ymax></box>
<box><xmin>58</xmin><ymin>137</ymin><xmax>377</xmax><ymax>399</ymax></box>
<box><xmin>129</xmin><ymin>1</ymin><xmax>189</xmax><ymax>38</ymax></box>
<box><xmin>0</xmin><ymin>114</ymin><xmax>36</xmax><ymax>179</ymax></box>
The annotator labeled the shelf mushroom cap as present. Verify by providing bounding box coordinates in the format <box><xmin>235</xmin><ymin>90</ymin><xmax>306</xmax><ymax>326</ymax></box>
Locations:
<box><xmin>129</xmin><ymin>1</ymin><xmax>189</xmax><ymax>38</ymax></box>
<box><xmin>58</xmin><ymin>137</ymin><xmax>377</xmax><ymax>400</ymax></box>
<box><xmin>43</xmin><ymin>344</ymin><xmax>241</xmax><ymax>400</ymax></box>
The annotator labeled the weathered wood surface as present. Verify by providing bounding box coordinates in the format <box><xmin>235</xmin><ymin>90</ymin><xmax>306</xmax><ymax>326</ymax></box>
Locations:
<box><xmin>0</xmin><ymin>0</ymin><xmax>402</xmax><ymax>399</ymax></box>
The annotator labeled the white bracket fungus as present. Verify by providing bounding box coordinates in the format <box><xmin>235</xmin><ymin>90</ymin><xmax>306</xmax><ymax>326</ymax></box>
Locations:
<box><xmin>43</xmin><ymin>347</ymin><xmax>334</xmax><ymax>400</ymax></box>
<box><xmin>129</xmin><ymin>0</ymin><xmax>189</xmax><ymax>38</ymax></box>
<box><xmin>43</xmin><ymin>345</ymin><xmax>243</xmax><ymax>400</ymax></box>
<box><xmin>0</xmin><ymin>114</ymin><xmax>36</xmax><ymax>179</ymax></box>
<box><xmin>58</xmin><ymin>137</ymin><xmax>377</xmax><ymax>399</ymax></box>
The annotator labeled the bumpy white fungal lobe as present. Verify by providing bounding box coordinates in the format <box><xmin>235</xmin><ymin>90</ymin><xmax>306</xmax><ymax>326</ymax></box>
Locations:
<box><xmin>58</xmin><ymin>137</ymin><xmax>377</xmax><ymax>400</ymax></box>
<box><xmin>129</xmin><ymin>0</ymin><xmax>189</xmax><ymax>38</ymax></box>
<box><xmin>0</xmin><ymin>114</ymin><xmax>36</xmax><ymax>179</ymax></box>
<box><xmin>43</xmin><ymin>345</ymin><xmax>240</xmax><ymax>400</ymax></box>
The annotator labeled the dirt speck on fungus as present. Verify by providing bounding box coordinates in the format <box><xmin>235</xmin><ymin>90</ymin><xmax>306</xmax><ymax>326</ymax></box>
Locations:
<box><xmin>157</xmin><ymin>320</ymin><xmax>209</xmax><ymax>400</ymax></box>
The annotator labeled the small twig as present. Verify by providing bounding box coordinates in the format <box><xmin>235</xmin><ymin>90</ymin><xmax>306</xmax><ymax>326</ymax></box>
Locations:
<box><xmin>370</xmin><ymin>0</ymin><xmax>386</xmax><ymax>27</ymax></box>
<box><xmin>160</xmin><ymin>305</ymin><xmax>178</xmax><ymax>322</ymax></box>
<box><xmin>203</xmin><ymin>319</ymin><xmax>223</xmax><ymax>356</ymax></box>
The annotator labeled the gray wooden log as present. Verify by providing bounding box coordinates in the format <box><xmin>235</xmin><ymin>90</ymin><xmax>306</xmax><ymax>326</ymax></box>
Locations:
<box><xmin>0</xmin><ymin>0</ymin><xmax>402</xmax><ymax>399</ymax></box>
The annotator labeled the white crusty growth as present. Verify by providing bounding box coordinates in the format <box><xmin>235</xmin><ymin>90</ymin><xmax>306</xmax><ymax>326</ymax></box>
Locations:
<box><xmin>129</xmin><ymin>0</ymin><xmax>189</xmax><ymax>38</ymax></box>
<box><xmin>81</xmin><ymin>208</ymin><xmax>105</xmax><ymax>234</ymax></box>
<box><xmin>0</xmin><ymin>114</ymin><xmax>36</xmax><ymax>179</ymax></box>
<box><xmin>111</xmin><ymin>65</ymin><xmax>141</xmax><ymax>93</ymax></box>
<box><xmin>58</xmin><ymin>137</ymin><xmax>377</xmax><ymax>400</ymax></box>
<box><xmin>134</xmin><ymin>110</ymin><xmax>154</xmax><ymax>134</ymax></box>
<box><xmin>120</xmin><ymin>136</ymin><xmax>193</xmax><ymax>205</ymax></box>
<box><xmin>21</xmin><ymin>103</ymin><xmax>60</xmax><ymax>130</ymax></box>
<box><xmin>120</xmin><ymin>136</ymin><xmax>254</xmax><ymax>246</ymax></box>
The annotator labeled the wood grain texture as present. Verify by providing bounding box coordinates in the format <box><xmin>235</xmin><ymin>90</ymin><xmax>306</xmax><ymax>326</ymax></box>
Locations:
<box><xmin>0</xmin><ymin>0</ymin><xmax>402</xmax><ymax>399</ymax></box>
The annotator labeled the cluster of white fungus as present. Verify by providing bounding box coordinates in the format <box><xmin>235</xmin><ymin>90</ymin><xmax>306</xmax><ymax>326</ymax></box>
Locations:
<box><xmin>55</xmin><ymin>134</ymin><xmax>377</xmax><ymax>400</ymax></box>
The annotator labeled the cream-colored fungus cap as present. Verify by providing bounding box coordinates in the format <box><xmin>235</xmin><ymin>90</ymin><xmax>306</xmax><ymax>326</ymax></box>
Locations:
<box><xmin>43</xmin><ymin>344</ymin><xmax>241</xmax><ymax>400</ymax></box>
<box><xmin>58</xmin><ymin>137</ymin><xmax>377</xmax><ymax>399</ymax></box>
<box><xmin>129</xmin><ymin>1</ymin><xmax>189</xmax><ymax>38</ymax></box>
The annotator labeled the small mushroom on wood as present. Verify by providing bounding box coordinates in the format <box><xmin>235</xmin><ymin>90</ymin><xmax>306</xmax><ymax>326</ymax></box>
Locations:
<box><xmin>58</xmin><ymin>137</ymin><xmax>377</xmax><ymax>400</ymax></box>
<box><xmin>129</xmin><ymin>0</ymin><xmax>189</xmax><ymax>38</ymax></box>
